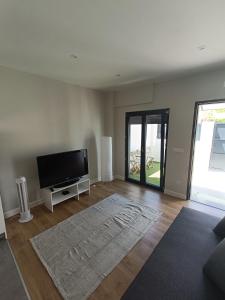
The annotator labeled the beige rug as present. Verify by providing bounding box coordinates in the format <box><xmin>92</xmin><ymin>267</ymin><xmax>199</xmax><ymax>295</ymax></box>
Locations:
<box><xmin>31</xmin><ymin>193</ymin><xmax>161</xmax><ymax>300</ymax></box>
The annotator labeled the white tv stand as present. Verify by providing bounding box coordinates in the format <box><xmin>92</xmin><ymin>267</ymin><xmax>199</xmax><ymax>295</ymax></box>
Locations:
<box><xmin>41</xmin><ymin>178</ymin><xmax>90</xmax><ymax>212</ymax></box>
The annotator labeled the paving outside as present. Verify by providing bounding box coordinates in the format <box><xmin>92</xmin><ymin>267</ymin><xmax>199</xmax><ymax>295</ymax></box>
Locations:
<box><xmin>191</xmin><ymin>168</ymin><xmax>225</xmax><ymax>210</ymax></box>
<box><xmin>190</xmin><ymin>103</ymin><xmax>225</xmax><ymax>211</ymax></box>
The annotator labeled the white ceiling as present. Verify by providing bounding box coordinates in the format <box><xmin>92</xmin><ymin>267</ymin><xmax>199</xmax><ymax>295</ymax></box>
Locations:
<box><xmin>1</xmin><ymin>0</ymin><xmax>225</xmax><ymax>90</ymax></box>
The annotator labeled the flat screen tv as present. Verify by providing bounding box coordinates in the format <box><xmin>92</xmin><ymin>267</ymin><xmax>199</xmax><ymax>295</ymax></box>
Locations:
<box><xmin>37</xmin><ymin>149</ymin><xmax>88</xmax><ymax>188</ymax></box>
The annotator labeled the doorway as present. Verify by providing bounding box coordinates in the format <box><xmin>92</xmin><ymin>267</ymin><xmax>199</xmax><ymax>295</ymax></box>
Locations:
<box><xmin>188</xmin><ymin>100</ymin><xmax>225</xmax><ymax>210</ymax></box>
<box><xmin>125</xmin><ymin>109</ymin><xmax>169</xmax><ymax>191</ymax></box>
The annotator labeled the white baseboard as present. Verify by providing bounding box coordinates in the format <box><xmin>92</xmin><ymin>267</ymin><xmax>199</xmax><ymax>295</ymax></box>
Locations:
<box><xmin>91</xmin><ymin>176</ymin><xmax>125</xmax><ymax>182</ymax></box>
<box><xmin>4</xmin><ymin>207</ymin><xmax>20</xmax><ymax>219</ymax></box>
<box><xmin>114</xmin><ymin>175</ymin><xmax>125</xmax><ymax>181</ymax></box>
<box><xmin>113</xmin><ymin>178</ymin><xmax>186</xmax><ymax>200</ymax></box>
<box><xmin>4</xmin><ymin>199</ymin><xmax>44</xmax><ymax>219</ymax></box>
<box><xmin>164</xmin><ymin>189</ymin><xmax>186</xmax><ymax>200</ymax></box>
<box><xmin>91</xmin><ymin>175</ymin><xmax>126</xmax><ymax>182</ymax></box>
<box><xmin>90</xmin><ymin>177</ymin><xmax>101</xmax><ymax>185</ymax></box>
<box><xmin>4</xmin><ymin>177</ymin><xmax>101</xmax><ymax>219</ymax></box>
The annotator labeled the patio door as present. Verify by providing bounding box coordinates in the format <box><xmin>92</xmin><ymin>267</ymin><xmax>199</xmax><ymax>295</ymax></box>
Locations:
<box><xmin>125</xmin><ymin>109</ymin><xmax>169</xmax><ymax>191</ymax></box>
<box><xmin>188</xmin><ymin>100</ymin><xmax>225</xmax><ymax>210</ymax></box>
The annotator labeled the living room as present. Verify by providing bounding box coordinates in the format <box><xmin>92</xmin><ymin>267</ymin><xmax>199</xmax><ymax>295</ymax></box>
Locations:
<box><xmin>1</xmin><ymin>1</ymin><xmax>225</xmax><ymax>299</ymax></box>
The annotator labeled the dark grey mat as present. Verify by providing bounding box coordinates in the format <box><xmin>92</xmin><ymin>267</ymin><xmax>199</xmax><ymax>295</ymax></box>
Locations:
<box><xmin>122</xmin><ymin>207</ymin><xmax>225</xmax><ymax>300</ymax></box>
<box><xmin>0</xmin><ymin>239</ymin><xmax>29</xmax><ymax>300</ymax></box>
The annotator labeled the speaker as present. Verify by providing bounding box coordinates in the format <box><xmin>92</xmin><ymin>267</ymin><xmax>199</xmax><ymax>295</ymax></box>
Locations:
<box><xmin>101</xmin><ymin>136</ymin><xmax>113</xmax><ymax>182</ymax></box>
<box><xmin>16</xmin><ymin>177</ymin><xmax>33</xmax><ymax>223</ymax></box>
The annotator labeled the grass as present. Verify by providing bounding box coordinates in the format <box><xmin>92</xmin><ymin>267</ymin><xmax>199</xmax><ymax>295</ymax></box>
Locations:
<box><xmin>129</xmin><ymin>161</ymin><xmax>160</xmax><ymax>186</ymax></box>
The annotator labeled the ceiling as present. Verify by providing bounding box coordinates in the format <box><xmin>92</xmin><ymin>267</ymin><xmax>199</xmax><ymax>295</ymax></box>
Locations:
<box><xmin>1</xmin><ymin>0</ymin><xmax>225</xmax><ymax>90</ymax></box>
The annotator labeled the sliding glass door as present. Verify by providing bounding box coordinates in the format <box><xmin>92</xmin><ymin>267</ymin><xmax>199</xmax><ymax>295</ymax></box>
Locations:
<box><xmin>126</xmin><ymin>115</ymin><xmax>143</xmax><ymax>182</ymax></box>
<box><xmin>188</xmin><ymin>101</ymin><xmax>225</xmax><ymax>210</ymax></box>
<box><xmin>125</xmin><ymin>109</ymin><xmax>169</xmax><ymax>191</ymax></box>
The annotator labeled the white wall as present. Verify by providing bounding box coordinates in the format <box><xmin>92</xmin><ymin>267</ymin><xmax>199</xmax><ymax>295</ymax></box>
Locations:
<box><xmin>0</xmin><ymin>66</ymin><xmax>104</xmax><ymax>213</ymax></box>
<box><xmin>107</xmin><ymin>68</ymin><xmax>225</xmax><ymax>198</ymax></box>
<box><xmin>2</xmin><ymin>64</ymin><xmax>225</xmax><ymax>213</ymax></box>
<box><xmin>114</xmin><ymin>84</ymin><xmax>153</xmax><ymax>107</ymax></box>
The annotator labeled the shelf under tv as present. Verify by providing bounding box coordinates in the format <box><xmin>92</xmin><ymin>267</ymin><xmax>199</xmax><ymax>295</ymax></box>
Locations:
<box><xmin>41</xmin><ymin>177</ymin><xmax>90</xmax><ymax>212</ymax></box>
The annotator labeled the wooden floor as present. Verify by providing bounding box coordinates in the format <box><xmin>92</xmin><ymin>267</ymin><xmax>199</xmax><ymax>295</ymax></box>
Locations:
<box><xmin>6</xmin><ymin>180</ymin><xmax>224</xmax><ymax>300</ymax></box>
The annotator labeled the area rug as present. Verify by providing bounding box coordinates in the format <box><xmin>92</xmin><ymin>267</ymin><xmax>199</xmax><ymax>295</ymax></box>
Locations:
<box><xmin>31</xmin><ymin>193</ymin><xmax>161</xmax><ymax>300</ymax></box>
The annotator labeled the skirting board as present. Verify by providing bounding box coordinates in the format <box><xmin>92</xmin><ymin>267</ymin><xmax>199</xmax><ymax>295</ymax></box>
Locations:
<box><xmin>4</xmin><ymin>207</ymin><xmax>20</xmax><ymax>219</ymax></box>
<box><xmin>114</xmin><ymin>175</ymin><xmax>125</xmax><ymax>181</ymax></box>
<box><xmin>4</xmin><ymin>199</ymin><xmax>43</xmax><ymax>219</ymax></box>
<box><xmin>4</xmin><ymin>177</ymin><xmax>100</xmax><ymax>219</ymax></box>
<box><xmin>164</xmin><ymin>189</ymin><xmax>186</xmax><ymax>200</ymax></box>
<box><xmin>113</xmin><ymin>177</ymin><xmax>186</xmax><ymax>200</ymax></box>
<box><xmin>90</xmin><ymin>177</ymin><xmax>100</xmax><ymax>184</ymax></box>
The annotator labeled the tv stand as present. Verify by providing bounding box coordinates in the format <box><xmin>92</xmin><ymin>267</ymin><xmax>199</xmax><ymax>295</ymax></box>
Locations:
<box><xmin>53</xmin><ymin>178</ymin><xmax>80</xmax><ymax>189</ymax></box>
<box><xmin>41</xmin><ymin>178</ymin><xmax>90</xmax><ymax>212</ymax></box>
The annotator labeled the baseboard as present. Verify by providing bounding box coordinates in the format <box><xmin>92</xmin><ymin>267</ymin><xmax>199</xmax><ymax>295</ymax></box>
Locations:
<box><xmin>113</xmin><ymin>178</ymin><xmax>186</xmax><ymax>200</ymax></box>
<box><xmin>4</xmin><ymin>199</ymin><xmax>44</xmax><ymax>219</ymax></box>
<box><xmin>91</xmin><ymin>175</ymin><xmax>126</xmax><ymax>182</ymax></box>
<box><xmin>164</xmin><ymin>189</ymin><xmax>186</xmax><ymax>200</ymax></box>
<box><xmin>90</xmin><ymin>177</ymin><xmax>101</xmax><ymax>185</ymax></box>
<box><xmin>4</xmin><ymin>199</ymin><xmax>43</xmax><ymax>219</ymax></box>
<box><xmin>4</xmin><ymin>177</ymin><xmax>101</xmax><ymax>218</ymax></box>
<box><xmin>4</xmin><ymin>207</ymin><xmax>20</xmax><ymax>219</ymax></box>
<box><xmin>91</xmin><ymin>176</ymin><xmax>125</xmax><ymax>182</ymax></box>
<box><xmin>114</xmin><ymin>175</ymin><xmax>125</xmax><ymax>181</ymax></box>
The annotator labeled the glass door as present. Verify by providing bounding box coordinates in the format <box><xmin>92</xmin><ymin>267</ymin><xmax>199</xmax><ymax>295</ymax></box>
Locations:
<box><xmin>126</xmin><ymin>115</ymin><xmax>143</xmax><ymax>183</ymax></box>
<box><xmin>189</xmin><ymin>101</ymin><xmax>225</xmax><ymax>210</ymax></box>
<box><xmin>145</xmin><ymin>114</ymin><xmax>168</xmax><ymax>188</ymax></box>
<box><xmin>125</xmin><ymin>109</ymin><xmax>169</xmax><ymax>191</ymax></box>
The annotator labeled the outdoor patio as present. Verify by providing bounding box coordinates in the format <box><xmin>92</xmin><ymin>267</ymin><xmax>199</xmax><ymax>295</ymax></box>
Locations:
<box><xmin>190</xmin><ymin>105</ymin><xmax>225</xmax><ymax>210</ymax></box>
<box><xmin>129</xmin><ymin>150</ymin><xmax>160</xmax><ymax>186</ymax></box>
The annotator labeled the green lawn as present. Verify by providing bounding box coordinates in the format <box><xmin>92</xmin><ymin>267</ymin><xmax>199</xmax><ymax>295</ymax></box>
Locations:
<box><xmin>129</xmin><ymin>161</ymin><xmax>160</xmax><ymax>186</ymax></box>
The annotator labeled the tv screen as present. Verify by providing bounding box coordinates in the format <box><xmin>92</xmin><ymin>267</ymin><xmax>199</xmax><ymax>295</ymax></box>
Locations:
<box><xmin>37</xmin><ymin>149</ymin><xmax>88</xmax><ymax>188</ymax></box>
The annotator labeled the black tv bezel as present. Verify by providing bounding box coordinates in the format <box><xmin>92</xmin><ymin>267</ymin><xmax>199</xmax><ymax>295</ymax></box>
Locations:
<box><xmin>37</xmin><ymin>149</ymin><xmax>88</xmax><ymax>189</ymax></box>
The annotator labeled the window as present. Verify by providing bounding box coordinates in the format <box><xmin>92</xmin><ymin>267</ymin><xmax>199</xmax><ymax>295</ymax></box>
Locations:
<box><xmin>196</xmin><ymin>123</ymin><xmax>202</xmax><ymax>141</ymax></box>
<box><xmin>157</xmin><ymin>124</ymin><xmax>161</xmax><ymax>139</ymax></box>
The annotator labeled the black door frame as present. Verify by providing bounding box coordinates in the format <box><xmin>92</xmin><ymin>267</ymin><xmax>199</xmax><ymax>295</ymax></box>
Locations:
<box><xmin>125</xmin><ymin>108</ymin><xmax>170</xmax><ymax>192</ymax></box>
<box><xmin>186</xmin><ymin>98</ymin><xmax>225</xmax><ymax>199</ymax></box>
